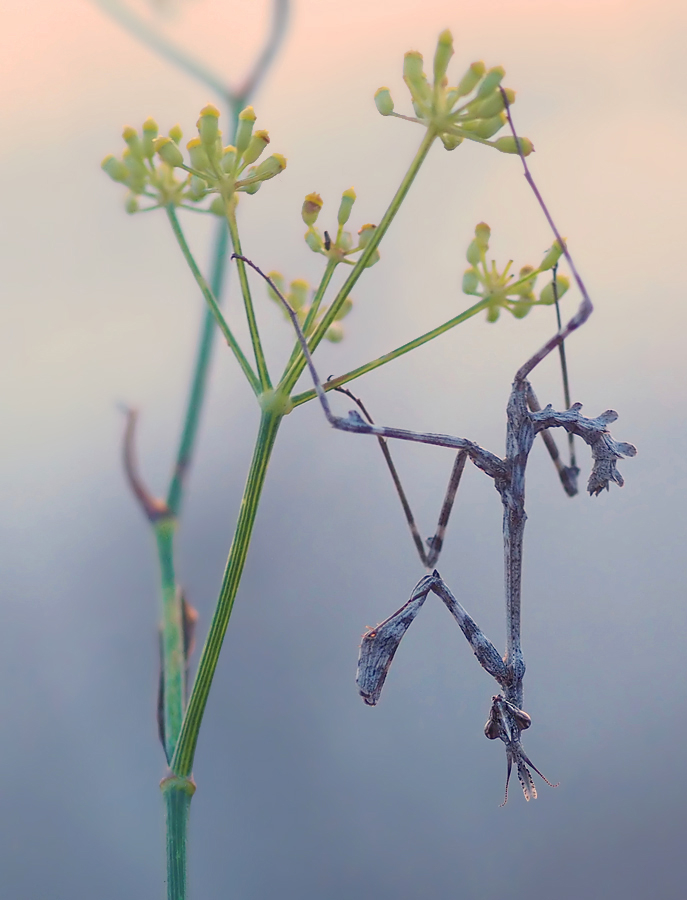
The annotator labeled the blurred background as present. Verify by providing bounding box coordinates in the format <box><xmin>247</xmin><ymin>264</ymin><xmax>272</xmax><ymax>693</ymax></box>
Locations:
<box><xmin>2</xmin><ymin>0</ymin><xmax>686</xmax><ymax>897</ymax></box>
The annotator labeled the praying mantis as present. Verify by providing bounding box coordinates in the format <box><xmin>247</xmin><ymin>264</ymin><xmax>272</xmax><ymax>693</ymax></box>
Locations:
<box><xmin>233</xmin><ymin>95</ymin><xmax>636</xmax><ymax>804</ymax></box>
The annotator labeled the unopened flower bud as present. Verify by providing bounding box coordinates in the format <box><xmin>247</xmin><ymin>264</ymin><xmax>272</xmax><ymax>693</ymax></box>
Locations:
<box><xmin>186</xmin><ymin>137</ymin><xmax>211</xmax><ymax>172</ymax></box>
<box><xmin>305</xmin><ymin>228</ymin><xmax>323</xmax><ymax>252</ymax></box>
<box><xmin>357</xmin><ymin>223</ymin><xmax>377</xmax><ymax>249</ymax></box>
<box><xmin>461</xmin><ymin>114</ymin><xmax>505</xmax><ymax>139</ymax></box>
<box><xmin>325</xmin><ymin>322</ymin><xmax>344</xmax><ymax>343</ymax></box>
<box><xmin>539</xmin><ymin>275</ymin><xmax>570</xmax><ymax>305</ymax></box>
<box><xmin>456</xmin><ymin>61</ymin><xmax>485</xmax><ymax>97</ymax></box>
<box><xmin>403</xmin><ymin>51</ymin><xmax>431</xmax><ymax>108</ymax></box>
<box><xmin>101</xmin><ymin>155</ymin><xmax>129</xmax><ymax>183</ymax></box>
<box><xmin>169</xmin><ymin>124</ymin><xmax>183</xmax><ymax>144</ymax></box>
<box><xmin>289</xmin><ymin>279</ymin><xmax>309</xmax><ymax>311</ymax></box>
<box><xmin>221</xmin><ymin>146</ymin><xmax>237</xmax><ymax>174</ymax></box>
<box><xmin>302</xmin><ymin>192</ymin><xmax>323</xmax><ymax>226</ymax></box>
<box><xmin>141</xmin><ymin>117</ymin><xmax>158</xmax><ymax>159</ymax></box>
<box><xmin>266</xmin><ymin>271</ymin><xmax>285</xmax><ymax>300</ymax></box>
<box><xmin>209</xmin><ymin>196</ymin><xmax>225</xmax><ymax>216</ymax></box>
<box><xmin>374</xmin><ymin>87</ymin><xmax>394</xmax><ymax>116</ymax></box>
<box><xmin>510</xmin><ymin>300</ymin><xmax>532</xmax><ymax>319</ymax></box>
<box><xmin>125</xmin><ymin>194</ymin><xmax>139</xmax><ymax>214</ymax></box>
<box><xmin>462</xmin><ymin>269</ymin><xmax>480</xmax><ymax>294</ymax></box>
<box><xmin>474</xmin><ymin>222</ymin><xmax>491</xmax><ymax>247</ymax></box>
<box><xmin>493</xmin><ymin>135</ymin><xmax>534</xmax><ymax>156</ymax></box>
<box><xmin>486</xmin><ymin>305</ymin><xmax>500</xmax><ymax>323</ymax></box>
<box><xmin>197</xmin><ymin>104</ymin><xmax>220</xmax><ymax>149</ymax></box>
<box><xmin>122</xmin><ymin>126</ymin><xmax>144</xmax><ymax>160</ymax></box>
<box><xmin>187</xmin><ymin>175</ymin><xmax>208</xmax><ymax>201</ymax></box>
<box><xmin>466</xmin><ymin>240</ymin><xmax>482</xmax><ymax>265</ymax></box>
<box><xmin>433</xmin><ymin>29</ymin><xmax>454</xmax><ymax>85</ymax></box>
<box><xmin>254</xmin><ymin>153</ymin><xmax>287</xmax><ymax>181</ymax></box>
<box><xmin>471</xmin><ymin>89</ymin><xmax>507</xmax><ymax>120</ymax></box>
<box><xmin>334</xmin><ymin>298</ymin><xmax>353</xmax><ymax>321</ymax></box>
<box><xmin>476</xmin><ymin>66</ymin><xmax>505</xmax><ymax>98</ymax></box>
<box><xmin>242</xmin><ymin>130</ymin><xmax>270</xmax><ymax>166</ymax></box>
<box><xmin>235</xmin><ymin>106</ymin><xmax>257</xmax><ymax>156</ymax></box>
<box><xmin>337</xmin><ymin>188</ymin><xmax>356</xmax><ymax>226</ymax></box>
<box><xmin>240</xmin><ymin>169</ymin><xmax>262</xmax><ymax>194</ymax></box>
<box><xmin>539</xmin><ymin>238</ymin><xmax>566</xmax><ymax>270</ymax></box>
<box><xmin>154</xmin><ymin>136</ymin><xmax>184</xmax><ymax>168</ymax></box>
<box><xmin>440</xmin><ymin>133</ymin><xmax>463</xmax><ymax>150</ymax></box>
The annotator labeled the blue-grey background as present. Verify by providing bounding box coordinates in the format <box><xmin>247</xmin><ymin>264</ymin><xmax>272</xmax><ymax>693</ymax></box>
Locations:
<box><xmin>1</xmin><ymin>0</ymin><xmax>686</xmax><ymax>897</ymax></box>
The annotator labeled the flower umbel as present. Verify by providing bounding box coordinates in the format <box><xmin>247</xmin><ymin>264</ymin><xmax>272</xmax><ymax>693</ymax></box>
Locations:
<box><xmin>101</xmin><ymin>106</ymin><xmax>287</xmax><ymax>214</ymax></box>
<box><xmin>266</xmin><ymin>272</ymin><xmax>354</xmax><ymax>343</ymax></box>
<box><xmin>301</xmin><ymin>189</ymin><xmax>380</xmax><ymax>268</ymax></box>
<box><xmin>462</xmin><ymin>223</ymin><xmax>569</xmax><ymax>322</ymax></box>
<box><xmin>375</xmin><ymin>30</ymin><xmax>534</xmax><ymax>156</ymax></box>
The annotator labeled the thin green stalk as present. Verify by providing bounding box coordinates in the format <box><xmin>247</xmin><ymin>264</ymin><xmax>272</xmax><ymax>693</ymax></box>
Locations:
<box><xmin>166</xmin><ymin>205</ymin><xmax>261</xmax><ymax>396</ymax></box>
<box><xmin>167</xmin><ymin>220</ymin><xmax>229</xmax><ymax>516</ymax></box>
<box><xmin>279</xmin><ymin>258</ymin><xmax>338</xmax><ymax>381</ymax></box>
<box><xmin>161</xmin><ymin>776</ymin><xmax>196</xmax><ymax>900</ymax></box>
<box><xmin>280</xmin><ymin>128</ymin><xmax>437</xmax><ymax>395</ymax></box>
<box><xmin>156</xmin><ymin>519</ymin><xmax>185</xmax><ymax>762</ymax></box>
<box><xmin>225</xmin><ymin>203</ymin><xmax>272</xmax><ymax>391</ymax></box>
<box><xmin>172</xmin><ymin>409</ymin><xmax>283</xmax><ymax>777</ymax></box>
<box><xmin>93</xmin><ymin>0</ymin><xmax>231</xmax><ymax>102</ymax></box>
<box><xmin>290</xmin><ymin>296</ymin><xmax>490</xmax><ymax>408</ymax></box>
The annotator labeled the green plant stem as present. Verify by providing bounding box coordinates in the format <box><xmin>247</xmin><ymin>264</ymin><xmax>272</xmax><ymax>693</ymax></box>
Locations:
<box><xmin>225</xmin><ymin>203</ymin><xmax>272</xmax><ymax>391</ymax></box>
<box><xmin>156</xmin><ymin>519</ymin><xmax>185</xmax><ymax>762</ymax></box>
<box><xmin>280</xmin><ymin>128</ymin><xmax>437</xmax><ymax>395</ymax></box>
<box><xmin>290</xmin><ymin>296</ymin><xmax>490</xmax><ymax>407</ymax></box>
<box><xmin>167</xmin><ymin>220</ymin><xmax>229</xmax><ymax>516</ymax></box>
<box><xmin>161</xmin><ymin>775</ymin><xmax>196</xmax><ymax>900</ymax></box>
<box><xmin>93</xmin><ymin>0</ymin><xmax>231</xmax><ymax>102</ymax></box>
<box><xmin>172</xmin><ymin>409</ymin><xmax>283</xmax><ymax>777</ymax></box>
<box><xmin>166</xmin><ymin>205</ymin><xmax>261</xmax><ymax>395</ymax></box>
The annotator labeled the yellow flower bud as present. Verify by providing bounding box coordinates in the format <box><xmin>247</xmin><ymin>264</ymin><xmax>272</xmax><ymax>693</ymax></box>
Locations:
<box><xmin>476</xmin><ymin>66</ymin><xmax>505</xmax><ymax>98</ymax></box>
<box><xmin>357</xmin><ymin>223</ymin><xmax>377</xmax><ymax>249</ymax></box>
<box><xmin>440</xmin><ymin>133</ymin><xmax>463</xmax><ymax>150</ymax></box>
<box><xmin>221</xmin><ymin>146</ymin><xmax>237</xmax><ymax>174</ymax></box>
<box><xmin>253</xmin><ymin>153</ymin><xmax>287</xmax><ymax>181</ymax></box>
<box><xmin>474</xmin><ymin>222</ymin><xmax>491</xmax><ymax>247</ymax></box>
<box><xmin>403</xmin><ymin>51</ymin><xmax>431</xmax><ymax>109</ymax></box>
<box><xmin>288</xmin><ymin>279</ymin><xmax>309</xmax><ymax>311</ymax></box>
<box><xmin>337</xmin><ymin>187</ymin><xmax>356</xmax><ymax>226</ymax></box>
<box><xmin>154</xmin><ymin>136</ymin><xmax>184</xmax><ymax>168</ymax></box>
<box><xmin>242</xmin><ymin>130</ymin><xmax>270</xmax><ymax>166</ymax></box>
<box><xmin>539</xmin><ymin>275</ymin><xmax>570</xmax><ymax>305</ymax></box>
<box><xmin>493</xmin><ymin>136</ymin><xmax>534</xmax><ymax>156</ymax></box>
<box><xmin>169</xmin><ymin>124</ymin><xmax>183</xmax><ymax>144</ymax></box>
<box><xmin>239</xmin><ymin>169</ymin><xmax>262</xmax><ymax>194</ymax></box>
<box><xmin>374</xmin><ymin>87</ymin><xmax>394</xmax><ymax>116</ymax></box>
<box><xmin>466</xmin><ymin>240</ymin><xmax>482</xmax><ymax>265</ymax></box>
<box><xmin>333</xmin><ymin>298</ymin><xmax>353</xmax><ymax>321</ymax></box>
<box><xmin>186</xmin><ymin>137</ymin><xmax>210</xmax><ymax>172</ymax></box>
<box><xmin>101</xmin><ymin>155</ymin><xmax>129</xmax><ymax>183</ymax></box>
<box><xmin>125</xmin><ymin>193</ymin><xmax>139</xmax><ymax>214</ymax></box>
<box><xmin>305</xmin><ymin>228</ymin><xmax>323</xmax><ymax>252</ymax></box>
<box><xmin>266</xmin><ymin>271</ymin><xmax>285</xmax><ymax>300</ymax></box>
<box><xmin>141</xmin><ymin>117</ymin><xmax>158</xmax><ymax>159</ymax></box>
<box><xmin>325</xmin><ymin>322</ymin><xmax>344</xmax><ymax>343</ymax></box>
<box><xmin>433</xmin><ymin>29</ymin><xmax>454</xmax><ymax>86</ymax></box>
<box><xmin>462</xmin><ymin>269</ymin><xmax>480</xmax><ymax>294</ymax></box>
<box><xmin>235</xmin><ymin>106</ymin><xmax>257</xmax><ymax>156</ymax></box>
<box><xmin>460</xmin><ymin>114</ymin><xmax>505</xmax><ymax>139</ymax></box>
<box><xmin>539</xmin><ymin>238</ymin><xmax>566</xmax><ymax>271</ymax></box>
<box><xmin>456</xmin><ymin>61</ymin><xmax>485</xmax><ymax>98</ymax></box>
<box><xmin>470</xmin><ymin>89</ymin><xmax>507</xmax><ymax>120</ymax></box>
<box><xmin>122</xmin><ymin>126</ymin><xmax>143</xmax><ymax>157</ymax></box>
<box><xmin>302</xmin><ymin>192</ymin><xmax>323</xmax><ymax>226</ymax></box>
<box><xmin>197</xmin><ymin>104</ymin><xmax>221</xmax><ymax>150</ymax></box>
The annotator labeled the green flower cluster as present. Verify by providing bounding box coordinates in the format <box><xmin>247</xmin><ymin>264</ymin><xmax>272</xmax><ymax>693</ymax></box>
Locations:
<box><xmin>300</xmin><ymin>189</ymin><xmax>380</xmax><ymax>268</ymax></box>
<box><xmin>374</xmin><ymin>30</ymin><xmax>533</xmax><ymax>156</ymax></box>
<box><xmin>266</xmin><ymin>273</ymin><xmax>353</xmax><ymax>343</ymax></box>
<box><xmin>101</xmin><ymin>105</ymin><xmax>286</xmax><ymax>214</ymax></box>
<box><xmin>462</xmin><ymin>223</ymin><xmax>569</xmax><ymax>322</ymax></box>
